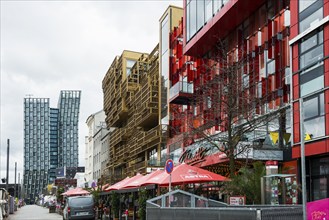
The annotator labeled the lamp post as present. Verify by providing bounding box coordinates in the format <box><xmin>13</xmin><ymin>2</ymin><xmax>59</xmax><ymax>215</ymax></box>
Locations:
<box><xmin>300</xmin><ymin>98</ymin><xmax>307</xmax><ymax>220</ymax></box>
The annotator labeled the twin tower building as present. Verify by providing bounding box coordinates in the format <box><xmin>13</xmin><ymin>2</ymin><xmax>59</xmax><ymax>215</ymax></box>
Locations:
<box><xmin>23</xmin><ymin>90</ymin><xmax>81</xmax><ymax>200</ymax></box>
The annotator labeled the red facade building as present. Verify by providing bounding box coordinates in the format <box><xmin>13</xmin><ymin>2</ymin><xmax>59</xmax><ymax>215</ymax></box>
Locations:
<box><xmin>167</xmin><ymin>0</ymin><xmax>328</xmax><ymax>203</ymax></box>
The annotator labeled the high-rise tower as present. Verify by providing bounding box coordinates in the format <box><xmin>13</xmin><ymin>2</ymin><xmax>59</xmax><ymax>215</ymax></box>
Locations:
<box><xmin>23</xmin><ymin>90</ymin><xmax>81</xmax><ymax>202</ymax></box>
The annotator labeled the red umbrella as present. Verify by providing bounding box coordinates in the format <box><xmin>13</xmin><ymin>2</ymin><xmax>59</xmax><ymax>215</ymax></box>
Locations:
<box><xmin>140</xmin><ymin>169</ymin><xmax>168</xmax><ymax>186</ymax></box>
<box><xmin>158</xmin><ymin>163</ymin><xmax>229</xmax><ymax>186</ymax></box>
<box><xmin>117</xmin><ymin>173</ymin><xmax>144</xmax><ymax>190</ymax></box>
<box><xmin>105</xmin><ymin>174</ymin><xmax>144</xmax><ymax>191</ymax></box>
<box><xmin>123</xmin><ymin>169</ymin><xmax>164</xmax><ymax>188</ymax></box>
<box><xmin>62</xmin><ymin>187</ymin><xmax>90</xmax><ymax>196</ymax></box>
<box><xmin>104</xmin><ymin>177</ymin><xmax>130</xmax><ymax>191</ymax></box>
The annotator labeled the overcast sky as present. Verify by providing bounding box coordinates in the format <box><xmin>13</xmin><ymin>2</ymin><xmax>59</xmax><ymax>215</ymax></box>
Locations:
<box><xmin>0</xmin><ymin>0</ymin><xmax>183</xmax><ymax>184</ymax></box>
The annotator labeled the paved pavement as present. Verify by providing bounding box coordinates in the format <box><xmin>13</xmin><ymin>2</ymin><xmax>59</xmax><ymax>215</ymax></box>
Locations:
<box><xmin>7</xmin><ymin>205</ymin><xmax>63</xmax><ymax>220</ymax></box>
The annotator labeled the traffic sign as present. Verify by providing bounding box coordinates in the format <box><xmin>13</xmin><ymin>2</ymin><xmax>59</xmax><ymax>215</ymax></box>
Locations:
<box><xmin>165</xmin><ymin>159</ymin><xmax>174</xmax><ymax>174</ymax></box>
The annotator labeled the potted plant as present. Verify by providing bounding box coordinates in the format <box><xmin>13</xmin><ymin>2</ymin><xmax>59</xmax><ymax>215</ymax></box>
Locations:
<box><xmin>111</xmin><ymin>192</ymin><xmax>120</xmax><ymax>220</ymax></box>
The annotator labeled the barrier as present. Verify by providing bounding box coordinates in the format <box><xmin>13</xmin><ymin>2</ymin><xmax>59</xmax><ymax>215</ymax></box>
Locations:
<box><xmin>146</xmin><ymin>190</ymin><xmax>302</xmax><ymax>220</ymax></box>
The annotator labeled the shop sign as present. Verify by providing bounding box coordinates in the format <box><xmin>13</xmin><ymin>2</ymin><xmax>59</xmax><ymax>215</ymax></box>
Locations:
<box><xmin>179</xmin><ymin>146</ymin><xmax>210</xmax><ymax>165</ymax></box>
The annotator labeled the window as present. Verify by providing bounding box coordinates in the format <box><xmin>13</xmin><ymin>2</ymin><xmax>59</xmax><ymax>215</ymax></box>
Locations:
<box><xmin>197</xmin><ymin>0</ymin><xmax>205</xmax><ymax>31</ymax></box>
<box><xmin>205</xmin><ymin>0</ymin><xmax>212</xmax><ymax>22</ymax></box>
<box><xmin>299</xmin><ymin>0</ymin><xmax>323</xmax><ymax>33</ymax></box>
<box><xmin>267</xmin><ymin>59</ymin><xmax>276</xmax><ymax>75</ymax></box>
<box><xmin>302</xmin><ymin>93</ymin><xmax>325</xmax><ymax>138</ymax></box>
<box><xmin>126</xmin><ymin>59</ymin><xmax>135</xmax><ymax>76</ymax></box>
<box><xmin>299</xmin><ymin>30</ymin><xmax>324</xmax><ymax>97</ymax></box>
<box><xmin>299</xmin><ymin>0</ymin><xmax>317</xmax><ymax>13</ymax></box>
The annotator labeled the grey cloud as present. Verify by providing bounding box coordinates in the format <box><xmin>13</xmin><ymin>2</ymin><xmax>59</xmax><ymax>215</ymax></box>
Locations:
<box><xmin>1</xmin><ymin>0</ymin><xmax>183</xmax><ymax>183</ymax></box>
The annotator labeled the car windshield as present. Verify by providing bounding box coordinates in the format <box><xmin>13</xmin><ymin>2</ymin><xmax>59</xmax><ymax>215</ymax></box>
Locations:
<box><xmin>70</xmin><ymin>197</ymin><xmax>93</xmax><ymax>206</ymax></box>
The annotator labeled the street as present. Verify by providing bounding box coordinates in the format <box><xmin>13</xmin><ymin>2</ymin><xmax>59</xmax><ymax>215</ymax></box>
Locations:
<box><xmin>7</xmin><ymin>205</ymin><xmax>62</xmax><ymax>220</ymax></box>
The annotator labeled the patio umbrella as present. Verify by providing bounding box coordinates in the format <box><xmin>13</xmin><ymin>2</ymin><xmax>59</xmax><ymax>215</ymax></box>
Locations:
<box><xmin>104</xmin><ymin>177</ymin><xmax>130</xmax><ymax>192</ymax></box>
<box><xmin>140</xmin><ymin>169</ymin><xmax>168</xmax><ymax>186</ymax></box>
<box><xmin>117</xmin><ymin>173</ymin><xmax>145</xmax><ymax>190</ymax></box>
<box><xmin>62</xmin><ymin>187</ymin><xmax>90</xmax><ymax>196</ymax></box>
<box><xmin>105</xmin><ymin>174</ymin><xmax>143</xmax><ymax>191</ymax></box>
<box><xmin>122</xmin><ymin>169</ymin><xmax>164</xmax><ymax>188</ymax></box>
<box><xmin>157</xmin><ymin>163</ymin><xmax>229</xmax><ymax>186</ymax></box>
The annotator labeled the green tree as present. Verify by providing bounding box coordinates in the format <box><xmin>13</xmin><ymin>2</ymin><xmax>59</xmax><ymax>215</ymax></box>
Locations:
<box><xmin>56</xmin><ymin>187</ymin><xmax>64</xmax><ymax>203</ymax></box>
<box><xmin>224</xmin><ymin>161</ymin><xmax>265</xmax><ymax>204</ymax></box>
<box><xmin>111</xmin><ymin>192</ymin><xmax>120</xmax><ymax>219</ymax></box>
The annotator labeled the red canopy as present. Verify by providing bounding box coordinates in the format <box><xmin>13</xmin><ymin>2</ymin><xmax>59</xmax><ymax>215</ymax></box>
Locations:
<box><xmin>105</xmin><ymin>174</ymin><xmax>144</xmax><ymax>191</ymax></box>
<box><xmin>122</xmin><ymin>169</ymin><xmax>164</xmax><ymax>188</ymax></box>
<box><xmin>117</xmin><ymin>173</ymin><xmax>144</xmax><ymax>190</ymax></box>
<box><xmin>156</xmin><ymin>163</ymin><xmax>229</xmax><ymax>186</ymax></box>
<box><xmin>140</xmin><ymin>169</ymin><xmax>168</xmax><ymax>186</ymax></box>
<box><xmin>61</xmin><ymin>187</ymin><xmax>90</xmax><ymax>196</ymax></box>
<box><xmin>104</xmin><ymin>177</ymin><xmax>130</xmax><ymax>191</ymax></box>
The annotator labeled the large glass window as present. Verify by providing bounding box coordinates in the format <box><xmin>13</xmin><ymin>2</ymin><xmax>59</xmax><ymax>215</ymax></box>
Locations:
<box><xmin>197</xmin><ymin>0</ymin><xmax>205</xmax><ymax>31</ymax></box>
<box><xmin>190</xmin><ymin>0</ymin><xmax>197</xmax><ymax>39</ymax></box>
<box><xmin>186</xmin><ymin>0</ymin><xmax>228</xmax><ymax>42</ymax></box>
<box><xmin>299</xmin><ymin>30</ymin><xmax>323</xmax><ymax>69</ymax></box>
<box><xmin>299</xmin><ymin>1</ymin><xmax>323</xmax><ymax>33</ymax></box>
<box><xmin>303</xmin><ymin>93</ymin><xmax>325</xmax><ymax>138</ymax></box>
<box><xmin>299</xmin><ymin>0</ymin><xmax>317</xmax><ymax>12</ymax></box>
<box><xmin>299</xmin><ymin>30</ymin><xmax>324</xmax><ymax>97</ymax></box>
<box><xmin>205</xmin><ymin>0</ymin><xmax>213</xmax><ymax>22</ymax></box>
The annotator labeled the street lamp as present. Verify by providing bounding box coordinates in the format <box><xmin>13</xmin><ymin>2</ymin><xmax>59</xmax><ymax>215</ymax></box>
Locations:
<box><xmin>300</xmin><ymin>98</ymin><xmax>307</xmax><ymax>220</ymax></box>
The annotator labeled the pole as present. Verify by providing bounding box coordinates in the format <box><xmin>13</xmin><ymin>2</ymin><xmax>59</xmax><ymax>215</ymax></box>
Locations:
<box><xmin>169</xmin><ymin>173</ymin><xmax>172</xmax><ymax>207</ymax></box>
<box><xmin>169</xmin><ymin>173</ymin><xmax>171</xmax><ymax>192</ymax></box>
<box><xmin>300</xmin><ymin>98</ymin><xmax>307</xmax><ymax>220</ymax></box>
<box><xmin>18</xmin><ymin>173</ymin><xmax>20</xmax><ymax>199</ymax></box>
<box><xmin>14</xmin><ymin>162</ymin><xmax>17</xmax><ymax>199</ymax></box>
<box><xmin>6</xmin><ymin>139</ymin><xmax>10</xmax><ymax>191</ymax></box>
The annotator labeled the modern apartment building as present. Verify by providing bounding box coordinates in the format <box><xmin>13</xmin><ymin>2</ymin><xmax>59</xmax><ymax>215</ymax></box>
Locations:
<box><xmin>289</xmin><ymin>0</ymin><xmax>329</xmax><ymax>201</ymax></box>
<box><xmin>23</xmin><ymin>90</ymin><xmax>81</xmax><ymax>201</ymax></box>
<box><xmin>103</xmin><ymin>48</ymin><xmax>169</xmax><ymax>183</ymax></box>
<box><xmin>57</xmin><ymin>90</ymin><xmax>81</xmax><ymax>168</ymax></box>
<box><xmin>85</xmin><ymin>110</ymin><xmax>110</xmax><ymax>185</ymax></box>
<box><xmin>168</xmin><ymin>0</ymin><xmax>291</xmax><ymax>173</ymax></box>
<box><xmin>165</xmin><ymin>0</ymin><xmax>328</xmax><ymax>203</ymax></box>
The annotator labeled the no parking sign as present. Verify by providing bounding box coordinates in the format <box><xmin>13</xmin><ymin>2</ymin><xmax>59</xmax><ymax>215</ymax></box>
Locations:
<box><xmin>165</xmin><ymin>159</ymin><xmax>174</xmax><ymax>174</ymax></box>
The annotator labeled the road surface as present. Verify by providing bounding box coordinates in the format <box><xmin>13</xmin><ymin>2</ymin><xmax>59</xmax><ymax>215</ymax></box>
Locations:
<box><xmin>8</xmin><ymin>204</ymin><xmax>62</xmax><ymax>220</ymax></box>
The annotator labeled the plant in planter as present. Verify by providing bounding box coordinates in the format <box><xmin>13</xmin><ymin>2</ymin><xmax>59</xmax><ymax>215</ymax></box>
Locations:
<box><xmin>138</xmin><ymin>189</ymin><xmax>149</xmax><ymax>220</ymax></box>
<box><xmin>111</xmin><ymin>192</ymin><xmax>120</xmax><ymax>220</ymax></box>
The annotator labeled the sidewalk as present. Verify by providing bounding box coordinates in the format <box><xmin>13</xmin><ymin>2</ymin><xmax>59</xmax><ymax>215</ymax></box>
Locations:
<box><xmin>7</xmin><ymin>205</ymin><xmax>62</xmax><ymax>220</ymax></box>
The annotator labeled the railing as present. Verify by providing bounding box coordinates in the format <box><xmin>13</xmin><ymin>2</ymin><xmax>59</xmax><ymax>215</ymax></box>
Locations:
<box><xmin>169</xmin><ymin>81</ymin><xmax>194</xmax><ymax>101</ymax></box>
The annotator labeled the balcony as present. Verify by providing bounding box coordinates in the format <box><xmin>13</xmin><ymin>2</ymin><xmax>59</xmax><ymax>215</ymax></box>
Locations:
<box><xmin>169</xmin><ymin>81</ymin><xmax>194</xmax><ymax>105</ymax></box>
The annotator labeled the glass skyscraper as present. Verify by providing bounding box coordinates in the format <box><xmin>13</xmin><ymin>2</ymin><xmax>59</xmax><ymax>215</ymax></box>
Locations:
<box><xmin>23</xmin><ymin>90</ymin><xmax>81</xmax><ymax>202</ymax></box>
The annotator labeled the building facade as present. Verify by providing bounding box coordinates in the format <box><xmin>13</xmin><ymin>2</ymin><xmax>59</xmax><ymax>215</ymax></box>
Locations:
<box><xmin>168</xmin><ymin>0</ymin><xmax>291</xmax><ymax>173</ymax></box>
<box><xmin>24</xmin><ymin>98</ymin><xmax>50</xmax><ymax>202</ymax></box>
<box><xmin>289</xmin><ymin>0</ymin><xmax>329</xmax><ymax>202</ymax></box>
<box><xmin>166</xmin><ymin>0</ymin><xmax>329</xmax><ymax>203</ymax></box>
<box><xmin>85</xmin><ymin>110</ymin><xmax>109</xmax><ymax>185</ymax></box>
<box><xmin>103</xmin><ymin>48</ymin><xmax>169</xmax><ymax>183</ymax></box>
<box><xmin>23</xmin><ymin>90</ymin><xmax>81</xmax><ymax>201</ymax></box>
<box><xmin>57</xmin><ymin>90</ymin><xmax>81</xmax><ymax>168</ymax></box>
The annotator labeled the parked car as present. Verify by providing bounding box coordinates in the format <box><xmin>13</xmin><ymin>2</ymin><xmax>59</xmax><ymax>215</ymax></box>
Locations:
<box><xmin>63</xmin><ymin>196</ymin><xmax>94</xmax><ymax>220</ymax></box>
